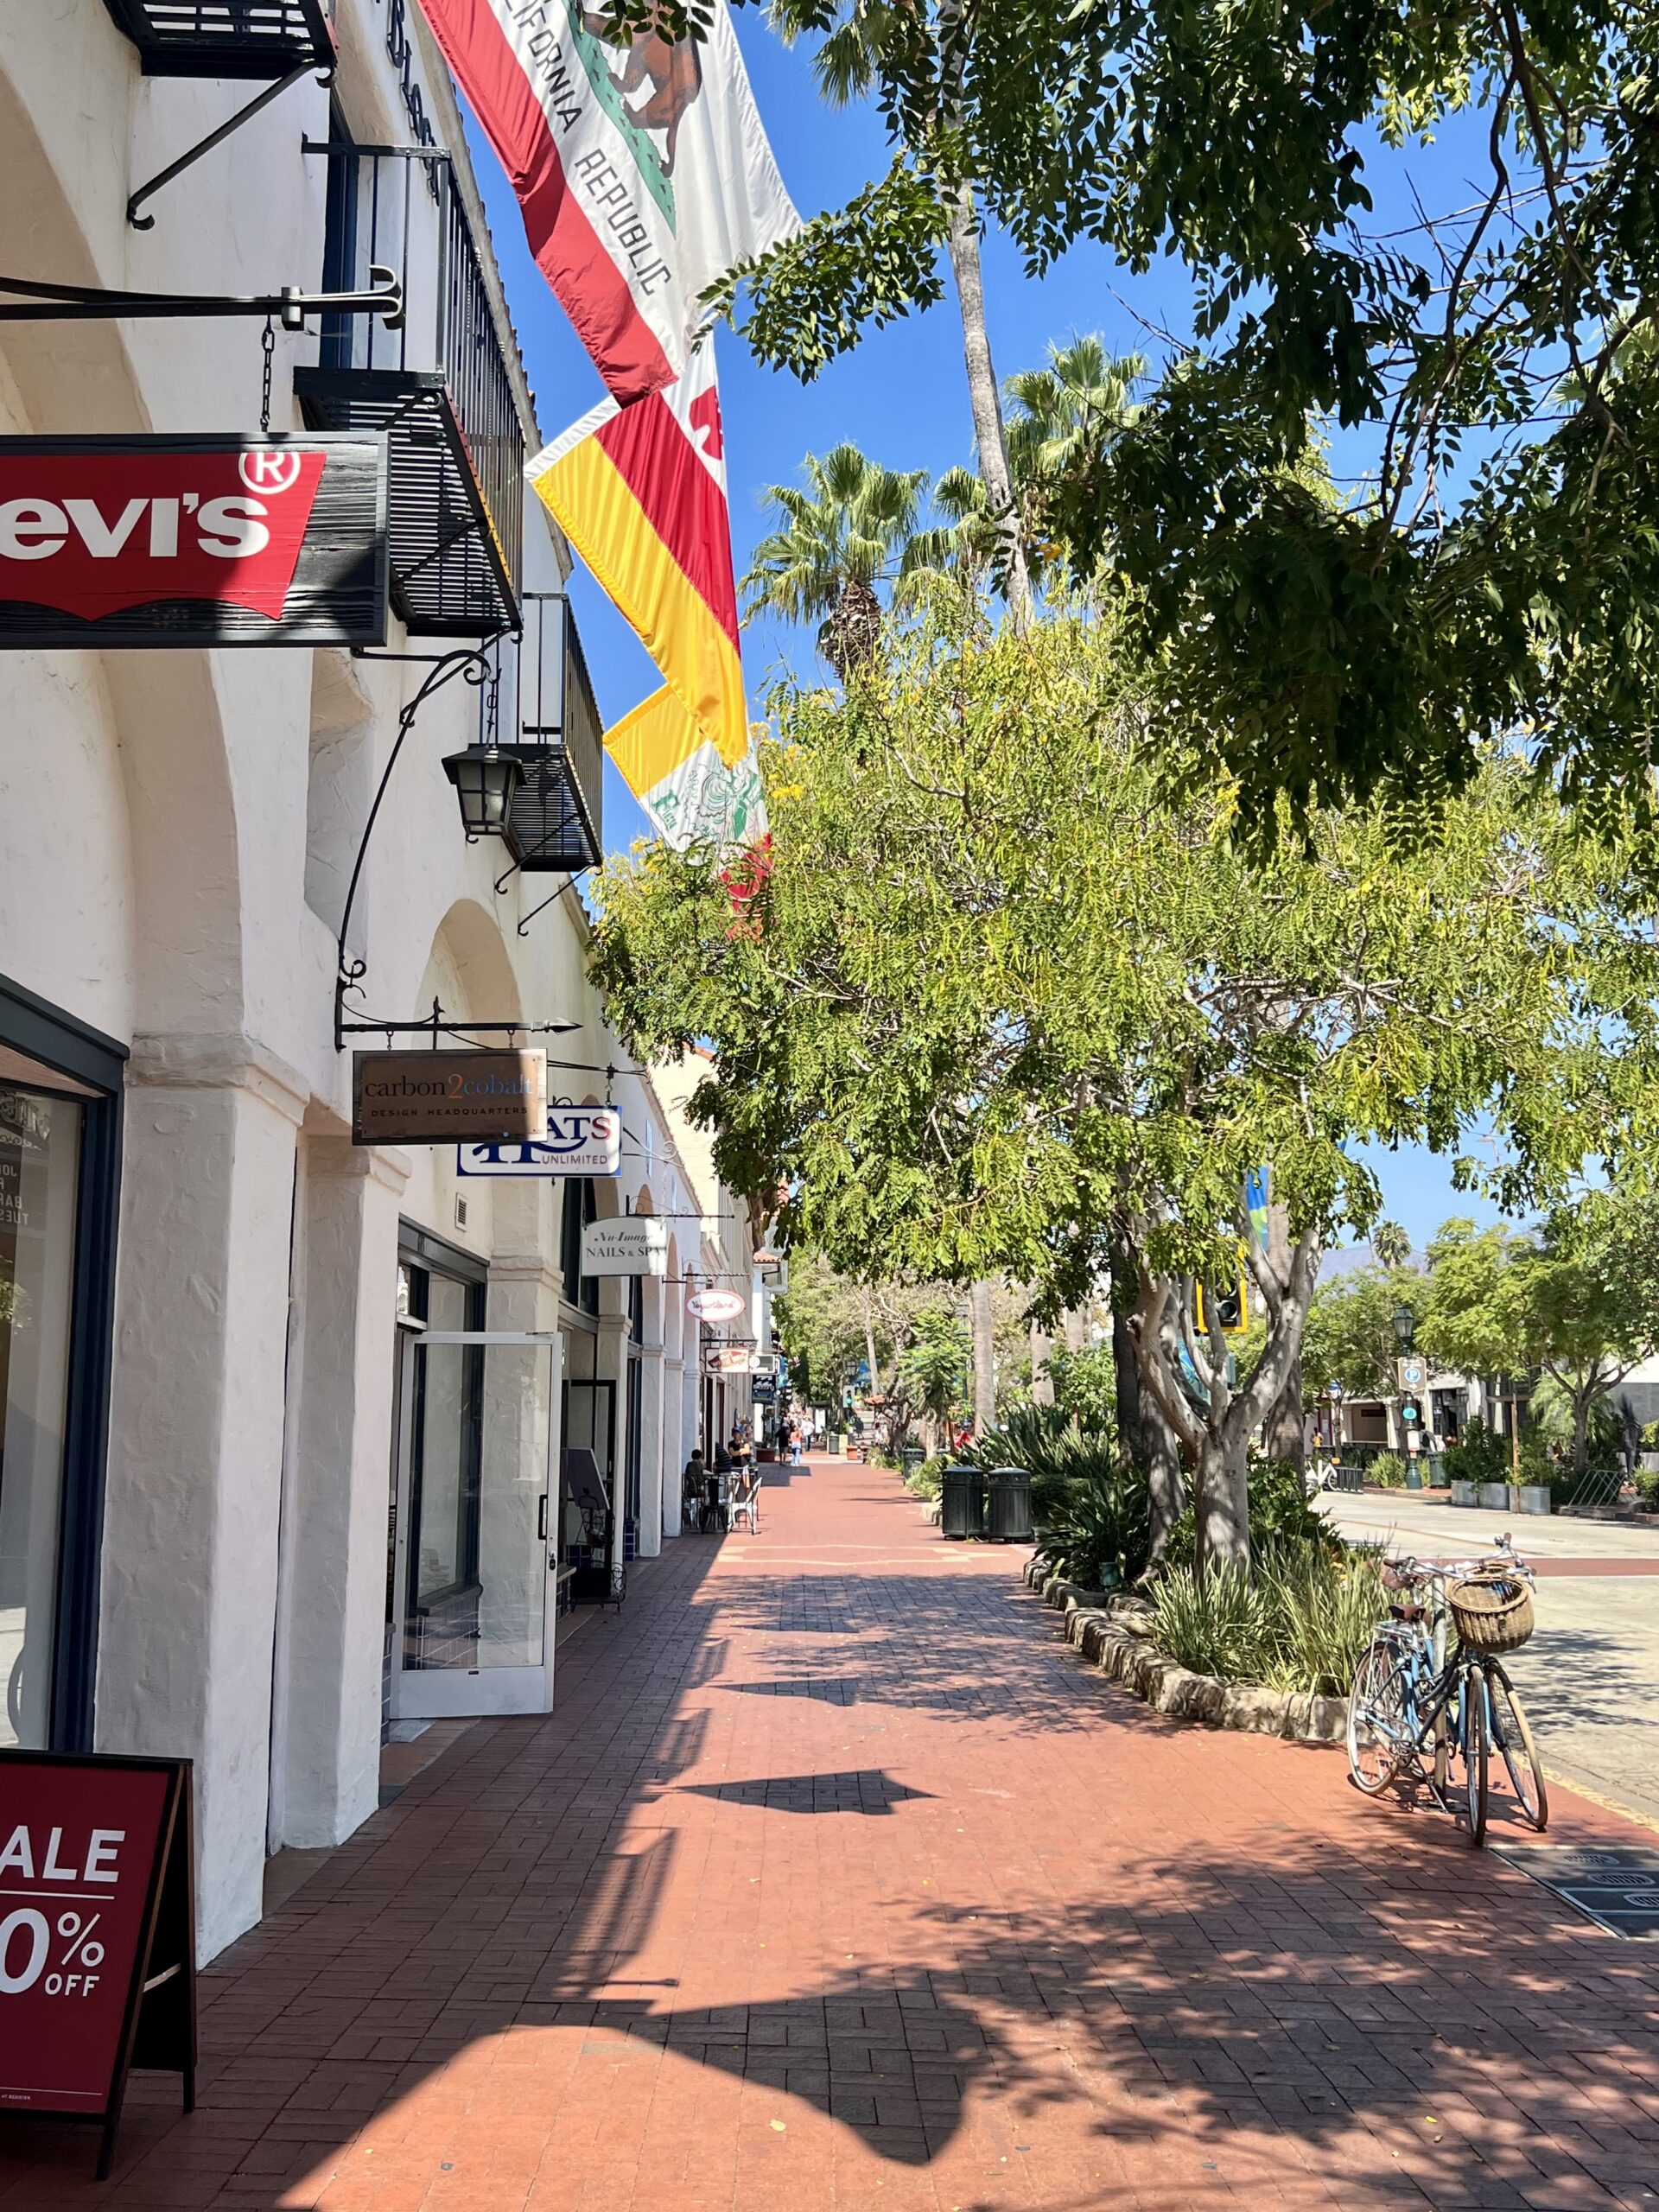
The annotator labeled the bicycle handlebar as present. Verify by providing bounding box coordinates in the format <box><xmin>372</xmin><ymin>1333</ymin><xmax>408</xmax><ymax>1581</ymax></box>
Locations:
<box><xmin>1384</xmin><ymin>1531</ymin><xmax>1535</xmax><ymax>1587</ymax></box>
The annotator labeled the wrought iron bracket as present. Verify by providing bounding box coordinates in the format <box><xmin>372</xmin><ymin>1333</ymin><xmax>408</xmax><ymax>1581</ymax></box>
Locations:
<box><xmin>128</xmin><ymin>61</ymin><xmax>333</xmax><ymax>231</ymax></box>
<box><xmin>0</xmin><ymin>267</ymin><xmax>402</xmax><ymax>327</ymax></box>
<box><xmin>334</xmin><ymin>988</ymin><xmax>582</xmax><ymax>1053</ymax></box>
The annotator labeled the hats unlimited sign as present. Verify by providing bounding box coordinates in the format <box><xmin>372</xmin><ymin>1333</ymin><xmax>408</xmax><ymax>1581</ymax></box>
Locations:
<box><xmin>0</xmin><ymin>435</ymin><xmax>387</xmax><ymax>647</ymax></box>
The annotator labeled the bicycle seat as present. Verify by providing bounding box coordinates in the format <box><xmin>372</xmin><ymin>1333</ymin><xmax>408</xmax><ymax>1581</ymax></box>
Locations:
<box><xmin>1389</xmin><ymin>1601</ymin><xmax>1427</xmax><ymax>1624</ymax></box>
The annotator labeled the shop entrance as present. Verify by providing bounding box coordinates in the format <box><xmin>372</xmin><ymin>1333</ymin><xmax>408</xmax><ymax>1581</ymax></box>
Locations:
<box><xmin>388</xmin><ymin>1329</ymin><xmax>562</xmax><ymax>1719</ymax></box>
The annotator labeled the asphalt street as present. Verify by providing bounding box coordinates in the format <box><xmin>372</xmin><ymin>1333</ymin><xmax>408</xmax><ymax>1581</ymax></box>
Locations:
<box><xmin>1320</xmin><ymin>1491</ymin><xmax>1659</xmax><ymax>1828</ymax></box>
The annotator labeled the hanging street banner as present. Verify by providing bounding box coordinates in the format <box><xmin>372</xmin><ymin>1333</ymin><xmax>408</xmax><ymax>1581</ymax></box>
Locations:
<box><xmin>580</xmin><ymin>1215</ymin><xmax>669</xmax><ymax>1276</ymax></box>
<box><xmin>457</xmin><ymin>1105</ymin><xmax>622</xmax><ymax>1179</ymax></box>
<box><xmin>416</xmin><ymin>0</ymin><xmax>799</xmax><ymax>403</ymax></box>
<box><xmin>0</xmin><ymin>437</ymin><xmax>386</xmax><ymax>649</ymax></box>
<box><xmin>529</xmin><ymin>341</ymin><xmax>766</xmax><ymax>849</ymax></box>
<box><xmin>353</xmin><ymin>1050</ymin><xmax>548</xmax><ymax>1146</ymax></box>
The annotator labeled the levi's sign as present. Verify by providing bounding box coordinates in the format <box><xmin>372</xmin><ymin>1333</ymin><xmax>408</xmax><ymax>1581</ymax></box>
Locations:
<box><xmin>0</xmin><ymin>435</ymin><xmax>387</xmax><ymax>648</ymax></box>
<box><xmin>457</xmin><ymin>1107</ymin><xmax>622</xmax><ymax>1179</ymax></box>
<box><xmin>353</xmin><ymin>1051</ymin><xmax>548</xmax><ymax>1147</ymax></box>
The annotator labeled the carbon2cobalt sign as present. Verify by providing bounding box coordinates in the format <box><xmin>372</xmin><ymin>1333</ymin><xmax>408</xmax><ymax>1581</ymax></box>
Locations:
<box><xmin>0</xmin><ymin>435</ymin><xmax>387</xmax><ymax>648</ymax></box>
<box><xmin>353</xmin><ymin>1050</ymin><xmax>549</xmax><ymax>1147</ymax></box>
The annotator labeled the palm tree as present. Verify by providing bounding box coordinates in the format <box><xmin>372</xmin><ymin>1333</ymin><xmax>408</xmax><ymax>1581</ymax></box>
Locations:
<box><xmin>741</xmin><ymin>443</ymin><xmax>929</xmax><ymax>680</ymax></box>
<box><xmin>767</xmin><ymin>0</ymin><xmax>1034</xmax><ymax>626</ymax></box>
<box><xmin>930</xmin><ymin>338</ymin><xmax>1145</xmax><ymax>591</ymax></box>
<box><xmin>1372</xmin><ymin>1220</ymin><xmax>1413</xmax><ymax>1271</ymax></box>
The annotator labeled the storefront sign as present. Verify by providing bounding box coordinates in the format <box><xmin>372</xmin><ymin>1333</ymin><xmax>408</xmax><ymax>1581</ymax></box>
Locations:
<box><xmin>0</xmin><ymin>1752</ymin><xmax>195</xmax><ymax>2178</ymax></box>
<box><xmin>456</xmin><ymin>1105</ymin><xmax>621</xmax><ymax>1179</ymax></box>
<box><xmin>0</xmin><ymin>436</ymin><xmax>387</xmax><ymax>648</ymax></box>
<box><xmin>580</xmin><ymin>1217</ymin><xmax>669</xmax><ymax>1277</ymax></box>
<box><xmin>702</xmin><ymin>1343</ymin><xmax>753</xmax><ymax>1376</ymax></box>
<box><xmin>687</xmin><ymin>1287</ymin><xmax>745</xmax><ymax>1323</ymax></box>
<box><xmin>751</xmin><ymin>1373</ymin><xmax>777</xmax><ymax>1403</ymax></box>
<box><xmin>353</xmin><ymin>1050</ymin><xmax>547</xmax><ymax>1147</ymax></box>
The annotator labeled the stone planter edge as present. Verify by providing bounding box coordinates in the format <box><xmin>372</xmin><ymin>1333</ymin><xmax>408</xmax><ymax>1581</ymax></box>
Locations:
<box><xmin>1025</xmin><ymin>1560</ymin><xmax>1347</xmax><ymax>1745</ymax></box>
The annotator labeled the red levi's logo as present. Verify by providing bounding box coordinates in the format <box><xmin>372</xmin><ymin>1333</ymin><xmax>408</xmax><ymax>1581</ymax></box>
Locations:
<box><xmin>0</xmin><ymin>448</ymin><xmax>327</xmax><ymax>621</ymax></box>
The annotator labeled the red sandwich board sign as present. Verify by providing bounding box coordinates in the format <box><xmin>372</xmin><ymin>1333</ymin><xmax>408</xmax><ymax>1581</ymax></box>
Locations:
<box><xmin>0</xmin><ymin>1752</ymin><xmax>195</xmax><ymax>2177</ymax></box>
<box><xmin>0</xmin><ymin>435</ymin><xmax>387</xmax><ymax>648</ymax></box>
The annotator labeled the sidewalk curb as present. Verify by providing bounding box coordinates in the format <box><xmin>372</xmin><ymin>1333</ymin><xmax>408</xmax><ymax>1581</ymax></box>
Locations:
<box><xmin>1024</xmin><ymin>1560</ymin><xmax>1348</xmax><ymax>1744</ymax></box>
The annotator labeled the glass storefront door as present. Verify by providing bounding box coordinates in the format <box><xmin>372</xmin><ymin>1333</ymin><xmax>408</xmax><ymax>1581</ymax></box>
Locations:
<box><xmin>0</xmin><ymin>1079</ymin><xmax>83</xmax><ymax>1747</ymax></box>
<box><xmin>388</xmin><ymin>1331</ymin><xmax>562</xmax><ymax>1718</ymax></box>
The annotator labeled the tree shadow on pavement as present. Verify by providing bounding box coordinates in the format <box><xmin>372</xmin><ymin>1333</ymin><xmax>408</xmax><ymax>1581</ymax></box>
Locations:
<box><xmin>10</xmin><ymin>1541</ymin><xmax>1659</xmax><ymax>2212</ymax></box>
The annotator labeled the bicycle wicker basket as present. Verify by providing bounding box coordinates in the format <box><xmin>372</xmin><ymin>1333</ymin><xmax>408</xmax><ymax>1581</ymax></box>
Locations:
<box><xmin>1448</xmin><ymin>1571</ymin><xmax>1535</xmax><ymax>1654</ymax></box>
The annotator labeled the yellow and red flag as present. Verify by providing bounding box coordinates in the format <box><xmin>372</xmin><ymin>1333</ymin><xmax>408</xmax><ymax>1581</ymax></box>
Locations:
<box><xmin>527</xmin><ymin>344</ymin><xmax>765</xmax><ymax>846</ymax></box>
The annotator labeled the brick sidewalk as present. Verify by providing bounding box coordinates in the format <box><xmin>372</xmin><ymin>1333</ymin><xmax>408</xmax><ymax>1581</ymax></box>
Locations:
<box><xmin>6</xmin><ymin>1456</ymin><xmax>1659</xmax><ymax>2212</ymax></box>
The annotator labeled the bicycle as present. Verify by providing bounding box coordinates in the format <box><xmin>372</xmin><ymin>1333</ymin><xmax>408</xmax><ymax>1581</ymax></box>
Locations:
<box><xmin>1346</xmin><ymin>1533</ymin><xmax>1548</xmax><ymax>1846</ymax></box>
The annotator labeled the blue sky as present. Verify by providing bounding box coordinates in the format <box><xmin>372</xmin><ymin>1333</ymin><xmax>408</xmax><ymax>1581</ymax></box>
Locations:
<box><xmin>460</xmin><ymin>12</ymin><xmax>1516</xmax><ymax>1250</ymax></box>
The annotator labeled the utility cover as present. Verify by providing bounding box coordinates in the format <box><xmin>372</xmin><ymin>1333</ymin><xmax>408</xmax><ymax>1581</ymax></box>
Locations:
<box><xmin>1490</xmin><ymin>1843</ymin><xmax>1659</xmax><ymax>1937</ymax></box>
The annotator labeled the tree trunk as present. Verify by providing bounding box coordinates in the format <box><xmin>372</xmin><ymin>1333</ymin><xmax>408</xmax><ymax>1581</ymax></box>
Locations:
<box><xmin>969</xmin><ymin>1281</ymin><xmax>996</xmax><ymax>1435</ymax></box>
<box><xmin>862</xmin><ymin>1295</ymin><xmax>880</xmax><ymax>1409</ymax></box>
<box><xmin>1196</xmin><ymin>1428</ymin><xmax>1250</xmax><ymax>1572</ymax></box>
<box><xmin>1142</xmin><ymin>1382</ymin><xmax>1185</xmax><ymax>1561</ymax></box>
<box><xmin>944</xmin><ymin>180</ymin><xmax>1034</xmax><ymax>631</ymax></box>
<box><xmin>1030</xmin><ymin>1315</ymin><xmax>1055</xmax><ymax>1406</ymax></box>
<box><xmin>1262</xmin><ymin>1357</ymin><xmax>1306</xmax><ymax>1472</ymax></box>
<box><xmin>1573</xmin><ymin>1389</ymin><xmax>1590</xmax><ymax>1474</ymax></box>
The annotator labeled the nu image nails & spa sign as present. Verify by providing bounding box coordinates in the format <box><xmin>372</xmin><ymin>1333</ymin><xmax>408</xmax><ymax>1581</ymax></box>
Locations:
<box><xmin>353</xmin><ymin>1050</ymin><xmax>548</xmax><ymax>1146</ymax></box>
<box><xmin>0</xmin><ymin>435</ymin><xmax>387</xmax><ymax>648</ymax></box>
<box><xmin>580</xmin><ymin>1216</ymin><xmax>669</xmax><ymax>1277</ymax></box>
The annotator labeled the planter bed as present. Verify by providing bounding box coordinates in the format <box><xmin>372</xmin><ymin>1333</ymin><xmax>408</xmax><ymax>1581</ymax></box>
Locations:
<box><xmin>1023</xmin><ymin>1560</ymin><xmax>1348</xmax><ymax>1745</ymax></box>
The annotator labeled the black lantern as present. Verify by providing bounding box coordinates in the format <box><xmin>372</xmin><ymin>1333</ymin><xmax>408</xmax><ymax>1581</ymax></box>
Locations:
<box><xmin>1391</xmin><ymin>1302</ymin><xmax>1416</xmax><ymax>1351</ymax></box>
<box><xmin>442</xmin><ymin>746</ymin><xmax>522</xmax><ymax>840</ymax></box>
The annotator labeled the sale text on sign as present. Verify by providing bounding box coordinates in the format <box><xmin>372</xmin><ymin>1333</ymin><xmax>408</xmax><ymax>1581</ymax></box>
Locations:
<box><xmin>0</xmin><ymin>1753</ymin><xmax>194</xmax><ymax>2177</ymax></box>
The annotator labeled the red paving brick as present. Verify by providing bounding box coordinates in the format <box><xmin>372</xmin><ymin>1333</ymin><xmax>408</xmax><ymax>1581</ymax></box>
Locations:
<box><xmin>6</xmin><ymin>1455</ymin><xmax>1659</xmax><ymax>2210</ymax></box>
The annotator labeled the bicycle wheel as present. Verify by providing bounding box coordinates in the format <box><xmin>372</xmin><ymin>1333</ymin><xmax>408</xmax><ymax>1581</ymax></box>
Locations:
<box><xmin>1347</xmin><ymin>1641</ymin><xmax>1405</xmax><ymax>1795</ymax></box>
<box><xmin>1484</xmin><ymin>1661</ymin><xmax>1548</xmax><ymax>1831</ymax></box>
<box><xmin>1461</xmin><ymin>1669</ymin><xmax>1489</xmax><ymax>1846</ymax></box>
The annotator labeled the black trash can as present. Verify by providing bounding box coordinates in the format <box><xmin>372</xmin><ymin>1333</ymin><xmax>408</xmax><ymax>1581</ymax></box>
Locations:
<box><xmin>826</xmin><ymin>1431</ymin><xmax>843</xmax><ymax>1457</ymax></box>
<box><xmin>985</xmin><ymin>1465</ymin><xmax>1034</xmax><ymax>1542</ymax></box>
<box><xmin>940</xmin><ymin>1465</ymin><xmax>984</xmax><ymax>1539</ymax></box>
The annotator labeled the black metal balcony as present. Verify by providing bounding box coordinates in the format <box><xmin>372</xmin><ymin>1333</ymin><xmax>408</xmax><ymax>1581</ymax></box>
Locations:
<box><xmin>104</xmin><ymin>0</ymin><xmax>335</xmax><ymax>76</ymax></box>
<box><xmin>296</xmin><ymin>142</ymin><xmax>522</xmax><ymax>637</ymax></box>
<box><xmin>482</xmin><ymin>594</ymin><xmax>604</xmax><ymax>874</ymax></box>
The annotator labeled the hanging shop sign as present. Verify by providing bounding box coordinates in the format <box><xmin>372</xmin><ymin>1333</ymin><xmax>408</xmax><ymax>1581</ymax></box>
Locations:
<box><xmin>0</xmin><ymin>435</ymin><xmax>387</xmax><ymax>649</ymax></box>
<box><xmin>702</xmin><ymin>1343</ymin><xmax>754</xmax><ymax>1376</ymax></box>
<box><xmin>687</xmin><ymin>1287</ymin><xmax>745</xmax><ymax>1323</ymax></box>
<box><xmin>456</xmin><ymin>1105</ymin><xmax>622</xmax><ymax>1179</ymax></box>
<box><xmin>353</xmin><ymin>1049</ymin><xmax>547</xmax><ymax>1147</ymax></box>
<box><xmin>0</xmin><ymin>1751</ymin><xmax>195</xmax><ymax>2180</ymax></box>
<box><xmin>751</xmin><ymin>1373</ymin><xmax>778</xmax><ymax>1403</ymax></box>
<box><xmin>580</xmin><ymin>1217</ymin><xmax>669</xmax><ymax>1277</ymax></box>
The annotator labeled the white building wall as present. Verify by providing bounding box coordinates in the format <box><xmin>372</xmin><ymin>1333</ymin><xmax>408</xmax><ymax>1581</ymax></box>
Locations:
<box><xmin>0</xmin><ymin>0</ymin><xmax>741</xmax><ymax>1961</ymax></box>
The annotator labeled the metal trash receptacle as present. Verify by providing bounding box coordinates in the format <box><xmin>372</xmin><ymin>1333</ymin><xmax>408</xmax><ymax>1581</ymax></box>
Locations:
<box><xmin>826</xmin><ymin>1431</ymin><xmax>843</xmax><ymax>1456</ymax></box>
<box><xmin>985</xmin><ymin>1466</ymin><xmax>1034</xmax><ymax>1541</ymax></box>
<box><xmin>940</xmin><ymin>1465</ymin><xmax>984</xmax><ymax>1539</ymax></box>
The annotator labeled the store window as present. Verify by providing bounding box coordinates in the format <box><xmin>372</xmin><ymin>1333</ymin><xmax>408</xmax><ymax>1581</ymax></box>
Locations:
<box><xmin>559</xmin><ymin>1178</ymin><xmax>600</xmax><ymax>1315</ymax></box>
<box><xmin>0</xmin><ymin>975</ymin><xmax>124</xmax><ymax>1752</ymax></box>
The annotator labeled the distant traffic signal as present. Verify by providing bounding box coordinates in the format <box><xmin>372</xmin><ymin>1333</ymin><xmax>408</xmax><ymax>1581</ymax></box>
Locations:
<box><xmin>1194</xmin><ymin>1275</ymin><xmax>1250</xmax><ymax>1336</ymax></box>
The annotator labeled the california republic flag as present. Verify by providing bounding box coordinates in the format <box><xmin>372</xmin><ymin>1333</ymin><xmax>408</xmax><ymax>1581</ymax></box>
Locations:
<box><xmin>418</xmin><ymin>0</ymin><xmax>798</xmax><ymax>400</ymax></box>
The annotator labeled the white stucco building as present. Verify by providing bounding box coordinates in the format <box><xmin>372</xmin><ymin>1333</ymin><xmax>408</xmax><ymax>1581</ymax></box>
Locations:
<box><xmin>0</xmin><ymin>0</ymin><xmax>753</xmax><ymax>1962</ymax></box>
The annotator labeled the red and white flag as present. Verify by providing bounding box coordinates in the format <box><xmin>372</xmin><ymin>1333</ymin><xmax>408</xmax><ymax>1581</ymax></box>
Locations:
<box><xmin>418</xmin><ymin>0</ymin><xmax>798</xmax><ymax>401</ymax></box>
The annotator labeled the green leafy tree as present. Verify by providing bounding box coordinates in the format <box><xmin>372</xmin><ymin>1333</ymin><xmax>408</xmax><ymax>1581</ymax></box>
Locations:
<box><xmin>677</xmin><ymin>0</ymin><xmax>1659</xmax><ymax>834</ymax></box>
<box><xmin>1301</xmin><ymin>1266</ymin><xmax>1429</xmax><ymax>1408</ymax></box>
<box><xmin>590</xmin><ymin>601</ymin><xmax>1659</xmax><ymax>1566</ymax></box>
<box><xmin>1422</xmin><ymin>1207</ymin><xmax>1659</xmax><ymax>1471</ymax></box>
<box><xmin>899</xmin><ymin>1306</ymin><xmax>971</xmax><ymax>1449</ymax></box>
